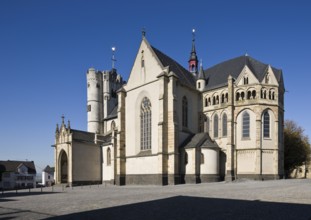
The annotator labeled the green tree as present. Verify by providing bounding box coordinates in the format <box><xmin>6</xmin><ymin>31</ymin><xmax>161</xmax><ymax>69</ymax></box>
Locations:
<box><xmin>284</xmin><ymin>120</ymin><xmax>311</xmax><ymax>177</ymax></box>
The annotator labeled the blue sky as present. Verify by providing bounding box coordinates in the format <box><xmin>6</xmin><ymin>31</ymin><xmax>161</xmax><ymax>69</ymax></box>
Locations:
<box><xmin>1</xmin><ymin>0</ymin><xmax>310</xmax><ymax>172</ymax></box>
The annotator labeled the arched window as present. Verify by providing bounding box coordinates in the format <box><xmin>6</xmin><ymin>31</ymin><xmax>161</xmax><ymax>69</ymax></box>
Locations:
<box><xmin>205</xmin><ymin>98</ymin><xmax>208</xmax><ymax>107</ymax></box>
<box><xmin>225</xmin><ymin>93</ymin><xmax>228</xmax><ymax>102</ymax></box>
<box><xmin>242</xmin><ymin>111</ymin><xmax>250</xmax><ymax>138</ymax></box>
<box><xmin>107</xmin><ymin>148</ymin><xmax>111</xmax><ymax>166</ymax></box>
<box><xmin>221</xmin><ymin>94</ymin><xmax>225</xmax><ymax>103</ymax></box>
<box><xmin>247</xmin><ymin>91</ymin><xmax>252</xmax><ymax>99</ymax></box>
<box><xmin>182</xmin><ymin>96</ymin><xmax>188</xmax><ymax>127</ymax></box>
<box><xmin>222</xmin><ymin>113</ymin><xmax>227</xmax><ymax>137</ymax></box>
<box><xmin>212</xmin><ymin>96</ymin><xmax>216</xmax><ymax>105</ymax></box>
<box><xmin>263</xmin><ymin>112</ymin><xmax>270</xmax><ymax>138</ymax></box>
<box><xmin>204</xmin><ymin>116</ymin><xmax>210</xmax><ymax>133</ymax></box>
<box><xmin>236</xmin><ymin>92</ymin><xmax>240</xmax><ymax>101</ymax></box>
<box><xmin>241</xmin><ymin>92</ymin><xmax>245</xmax><ymax>100</ymax></box>
<box><xmin>141</xmin><ymin>97</ymin><xmax>152</xmax><ymax>150</ymax></box>
<box><xmin>252</xmin><ymin>90</ymin><xmax>256</xmax><ymax>99</ymax></box>
<box><xmin>214</xmin><ymin>114</ymin><xmax>219</xmax><ymax>138</ymax></box>
<box><xmin>191</xmin><ymin>64</ymin><xmax>195</xmax><ymax>72</ymax></box>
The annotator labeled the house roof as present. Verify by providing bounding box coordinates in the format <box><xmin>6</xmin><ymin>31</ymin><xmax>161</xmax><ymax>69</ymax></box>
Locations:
<box><xmin>151</xmin><ymin>46</ymin><xmax>196</xmax><ymax>89</ymax></box>
<box><xmin>183</xmin><ymin>133</ymin><xmax>219</xmax><ymax>149</ymax></box>
<box><xmin>204</xmin><ymin>55</ymin><xmax>283</xmax><ymax>90</ymax></box>
<box><xmin>0</xmin><ymin>160</ymin><xmax>36</xmax><ymax>174</ymax></box>
<box><xmin>43</xmin><ymin>165</ymin><xmax>55</xmax><ymax>174</ymax></box>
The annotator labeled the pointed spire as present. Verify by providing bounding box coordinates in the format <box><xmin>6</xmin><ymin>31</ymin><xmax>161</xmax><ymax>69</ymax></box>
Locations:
<box><xmin>198</xmin><ymin>59</ymin><xmax>205</xmax><ymax>80</ymax></box>
<box><xmin>67</xmin><ymin>120</ymin><xmax>71</xmax><ymax>130</ymax></box>
<box><xmin>189</xmin><ymin>29</ymin><xmax>198</xmax><ymax>61</ymax></box>
<box><xmin>188</xmin><ymin>28</ymin><xmax>198</xmax><ymax>74</ymax></box>
<box><xmin>61</xmin><ymin>114</ymin><xmax>66</xmax><ymax>129</ymax></box>
<box><xmin>55</xmin><ymin>123</ymin><xmax>59</xmax><ymax>134</ymax></box>
<box><xmin>142</xmin><ymin>27</ymin><xmax>146</xmax><ymax>38</ymax></box>
<box><xmin>111</xmin><ymin>47</ymin><xmax>116</xmax><ymax>69</ymax></box>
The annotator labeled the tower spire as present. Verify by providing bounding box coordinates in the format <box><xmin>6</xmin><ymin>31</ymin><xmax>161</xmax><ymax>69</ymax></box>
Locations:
<box><xmin>111</xmin><ymin>47</ymin><xmax>116</xmax><ymax>69</ymax></box>
<box><xmin>189</xmin><ymin>28</ymin><xmax>198</xmax><ymax>75</ymax></box>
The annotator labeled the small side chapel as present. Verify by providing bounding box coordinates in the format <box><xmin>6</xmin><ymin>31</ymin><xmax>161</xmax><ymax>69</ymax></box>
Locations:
<box><xmin>53</xmin><ymin>31</ymin><xmax>285</xmax><ymax>186</ymax></box>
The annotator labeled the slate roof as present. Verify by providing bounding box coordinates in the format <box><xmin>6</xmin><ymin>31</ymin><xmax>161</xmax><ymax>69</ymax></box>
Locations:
<box><xmin>71</xmin><ymin>129</ymin><xmax>95</xmax><ymax>143</ymax></box>
<box><xmin>151</xmin><ymin>46</ymin><xmax>196</xmax><ymax>88</ymax></box>
<box><xmin>183</xmin><ymin>133</ymin><xmax>219</xmax><ymax>149</ymax></box>
<box><xmin>43</xmin><ymin>165</ymin><xmax>55</xmax><ymax>174</ymax></box>
<box><xmin>96</xmin><ymin>133</ymin><xmax>112</xmax><ymax>146</ymax></box>
<box><xmin>204</xmin><ymin>55</ymin><xmax>283</xmax><ymax>90</ymax></box>
<box><xmin>0</xmin><ymin>160</ymin><xmax>36</xmax><ymax>174</ymax></box>
<box><xmin>105</xmin><ymin>104</ymin><xmax>118</xmax><ymax>120</ymax></box>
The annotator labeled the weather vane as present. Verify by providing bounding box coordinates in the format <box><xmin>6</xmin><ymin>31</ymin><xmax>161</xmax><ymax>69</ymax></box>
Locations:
<box><xmin>111</xmin><ymin>47</ymin><xmax>117</xmax><ymax>69</ymax></box>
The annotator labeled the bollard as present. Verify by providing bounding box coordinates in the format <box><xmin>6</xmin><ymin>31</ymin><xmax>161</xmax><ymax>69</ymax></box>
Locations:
<box><xmin>41</xmin><ymin>187</ymin><xmax>43</xmax><ymax>193</ymax></box>
<box><xmin>16</xmin><ymin>189</ymin><xmax>18</xmax><ymax>194</ymax></box>
<box><xmin>62</xmin><ymin>185</ymin><xmax>64</xmax><ymax>192</ymax></box>
<box><xmin>52</xmin><ymin>185</ymin><xmax>54</xmax><ymax>192</ymax></box>
<box><xmin>29</xmin><ymin>188</ymin><xmax>31</xmax><ymax>193</ymax></box>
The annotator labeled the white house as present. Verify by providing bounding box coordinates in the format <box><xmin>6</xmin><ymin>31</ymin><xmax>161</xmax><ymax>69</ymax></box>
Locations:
<box><xmin>42</xmin><ymin>165</ymin><xmax>55</xmax><ymax>186</ymax></box>
<box><xmin>0</xmin><ymin>160</ymin><xmax>37</xmax><ymax>190</ymax></box>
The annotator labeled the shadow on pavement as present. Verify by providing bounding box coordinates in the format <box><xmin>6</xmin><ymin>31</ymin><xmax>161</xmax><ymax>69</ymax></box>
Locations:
<box><xmin>46</xmin><ymin>196</ymin><xmax>311</xmax><ymax>220</ymax></box>
<box><xmin>0</xmin><ymin>191</ymin><xmax>60</xmax><ymax>199</ymax></box>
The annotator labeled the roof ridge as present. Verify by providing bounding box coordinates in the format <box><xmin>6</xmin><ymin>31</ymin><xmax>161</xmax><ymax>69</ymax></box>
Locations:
<box><xmin>151</xmin><ymin>45</ymin><xmax>196</xmax><ymax>88</ymax></box>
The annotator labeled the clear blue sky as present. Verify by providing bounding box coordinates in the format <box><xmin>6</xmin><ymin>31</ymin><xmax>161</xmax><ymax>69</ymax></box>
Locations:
<box><xmin>1</xmin><ymin>0</ymin><xmax>310</xmax><ymax>172</ymax></box>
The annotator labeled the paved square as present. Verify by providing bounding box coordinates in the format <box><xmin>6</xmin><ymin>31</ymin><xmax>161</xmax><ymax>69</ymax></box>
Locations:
<box><xmin>1</xmin><ymin>179</ymin><xmax>311</xmax><ymax>219</ymax></box>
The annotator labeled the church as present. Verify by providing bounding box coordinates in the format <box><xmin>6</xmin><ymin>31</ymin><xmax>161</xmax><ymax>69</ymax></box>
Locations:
<box><xmin>53</xmin><ymin>31</ymin><xmax>285</xmax><ymax>186</ymax></box>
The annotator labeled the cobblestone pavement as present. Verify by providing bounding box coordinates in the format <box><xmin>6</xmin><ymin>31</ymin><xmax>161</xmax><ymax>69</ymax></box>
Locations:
<box><xmin>1</xmin><ymin>179</ymin><xmax>311</xmax><ymax>220</ymax></box>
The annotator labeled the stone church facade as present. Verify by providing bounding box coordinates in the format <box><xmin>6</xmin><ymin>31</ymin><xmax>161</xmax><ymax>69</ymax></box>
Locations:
<box><xmin>53</xmin><ymin>33</ymin><xmax>285</xmax><ymax>186</ymax></box>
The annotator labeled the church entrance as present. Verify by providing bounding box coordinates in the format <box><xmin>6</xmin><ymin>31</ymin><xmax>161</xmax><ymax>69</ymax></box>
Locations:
<box><xmin>59</xmin><ymin>150</ymin><xmax>68</xmax><ymax>183</ymax></box>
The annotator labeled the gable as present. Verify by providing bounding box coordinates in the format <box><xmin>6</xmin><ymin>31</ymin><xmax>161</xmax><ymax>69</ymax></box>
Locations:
<box><xmin>126</xmin><ymin>38</ymin><xmax>164</xmax><ymax>90</ymax></box>
<box><xmin>261</xmin><ymin>65</ymin><xmax>279</xmax><ymax>86</ymax></box>
<box><xmin>17</xmin><ymin>164</ymin><xmax>28</xmax><ymax>174</ymax></box>
<box><xmin>236</xmin><ymin>65</ymin><xmax>259</xmax><ymax>86</ymax></box>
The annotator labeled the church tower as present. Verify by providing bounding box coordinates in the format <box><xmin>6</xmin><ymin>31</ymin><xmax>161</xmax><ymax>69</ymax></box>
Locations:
<box><xmin>188</xmin><ymin>29</ymin><xmax>198</xmax><ymax>75</ymax></box>
<box><xmin>86</xmin><ymin>67</ymin><xmax>103</xmax><ymax>133</ymax></box>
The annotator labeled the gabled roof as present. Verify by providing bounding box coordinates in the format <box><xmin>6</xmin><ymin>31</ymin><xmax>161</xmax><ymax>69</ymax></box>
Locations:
<box><xmin>0</xmin><ymin>160</ymin><xmax>36</xmax><ymax>174</ymax></box>
<box><xmin>151</xmin><ymin>46</ymin><xmax>196</xmax><ymax>88</ymax></box>
<box><xmin>183</xmin><ymin>133</ymin><xmax>219</xmax><ymax>149</ymax></box>
<box><xmin>204</xmin><ymin>55</ymin><xmax>283</xmax><ymax>90</ymax></box>
<box><xmin>43</xmin><ymin>165</ymin><xmax>55</xmax><ymax>174</ymax></box>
